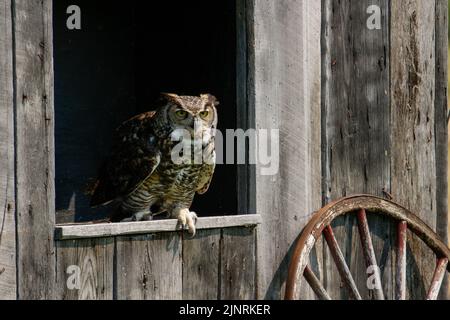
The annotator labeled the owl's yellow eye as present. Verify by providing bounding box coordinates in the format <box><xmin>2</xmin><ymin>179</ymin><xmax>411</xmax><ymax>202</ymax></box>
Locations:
<box><xmin>199</xmin><ymin>110</ymin><xmax>209</xmax><ymax>119</ymax></box>
<box><xmin>175</xmin><ymin>109</ymin><xmax>188</xmax><ymax>119</ymax></box>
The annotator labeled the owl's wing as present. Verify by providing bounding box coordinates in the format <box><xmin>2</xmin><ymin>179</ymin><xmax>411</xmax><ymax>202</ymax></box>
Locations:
<box><xmin>196</xmin><ymin>163</ymin><xmax>216</xmax><ymax>195</ymax></box>
<box><xmin>90</xmin><ymin>112</ymin><xmax>161</xmax><ymax>207</ymax></box>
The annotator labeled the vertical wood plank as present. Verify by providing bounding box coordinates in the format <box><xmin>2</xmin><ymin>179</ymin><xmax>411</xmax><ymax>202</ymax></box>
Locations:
<box><xmin>322</xmin><ymin>0</ymin><xmax>393</xmax><ymax>299</ymax></box>
<box><xmin>434</xmin><ymin>0</ymin><xmax>448</xmax><ymax>247</ymax></box>
<box><xmin>251</xmin><ymin>0</ymin><xmax>322</xmax><ymax>300</ymax></box>
<box><xmin>182</xmin><ymin>229</ymin><xmax>220</xmax><ymax>300</ymax></box>
<box><xmin>0</xmin><ymin>0</ymin><xmax>16</xmax><ymax>299</ymax></box>
<box><xmin>220</xmin><ymin>227</ymin><xmax>256</xmax><ymax>300</ymax></box>
<box><xmin>115</xmin><ymin>233</ymin><xmax>182</xmax><ymax>300</ymax></box>
<box><xmin>390</xmin><ymin>0</ymin><xmax>437</xmax><ymax>300</ymax></box>
<box><xmin>236</xmin><ymin>0</ymin><xmax>256</xmax><ymax>216</ymax></box>
<box><xmin>14</xmin><ymin>0</ymin><xmax>56</xmax><ymax>299</ymax></box>
<box><xmin>434</xmin><ymin>0</ymin><xmax>448</xmax><ymax>300</ymax></box>
<box><xmin>55</xmin><ymin>238</ymin><xmax>114</xmax><ymax>300</ymax></box>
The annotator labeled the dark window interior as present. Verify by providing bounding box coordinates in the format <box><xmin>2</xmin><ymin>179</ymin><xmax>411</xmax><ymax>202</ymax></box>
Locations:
<box><xmin>54</xmin><ymin>1</ymin><xmax>238</xmax><ymax>222</ymax></box>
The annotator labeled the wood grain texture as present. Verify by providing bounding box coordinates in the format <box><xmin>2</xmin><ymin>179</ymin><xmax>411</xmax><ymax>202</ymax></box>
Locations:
<box><xmin>115</xmin><ymin>233</ymin><xmax>182</xmax><ymax>299</ymax></box>
<box><xmin>236</xmin><ymin>0</ymin><xmax>256</xmax><ymax>216</ymax></box>
<box><xmin>390</xmin><ymin>0</ymin><xmax>437</xmax><ymax>300</ymax></box>
<box><xmin>251</xmin><ymin>0</ymin><xmax>322</xmax><ymax>300</ymax></box>
<box><xmin>55</xmin><ymin>214</ymin><xmax>262</xmax><ymax>240</ymax></box>
<box><xmin>55</xmin><ymin>238</ymin><xmax>114</xmax><ymax>300</ymax></box>
<box><xmin>182</xmin><ymin>229</ymin><xmax>220</xmax><ymax>300</ymax></box>
<box><xmin>435</xmin><ymin>0</ymin><xmax>448</xmax><ymax>246</ymax></box>
<box><xmin>434</xmin><ymin>0</ymin><xmax>448</xmax><ymax>300</ymax></box>
<box><xmin>321</xmin><ymin>0</ymin><xmax>394</xmax><ymax>300</ymax></box>
<box><xmin>13</xmin><ymin>0</ymin><xmax>56</xmax><ymax>299</ymax></box>
<box><xmin>0</xmin><ymin>0</ymin><xmax>16</xmax><ymax>299</ymax></box>
<box><xmin>220</xmin><ymin>227</ymin><xmax>256</xmax><ymax>299</ymax></box>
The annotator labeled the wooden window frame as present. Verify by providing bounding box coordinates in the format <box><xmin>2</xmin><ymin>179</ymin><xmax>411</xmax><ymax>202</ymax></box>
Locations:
<box><xmin>53</xmin><ymin>0</ymin><xmax>258</xmax><ymax>240</ymax></box>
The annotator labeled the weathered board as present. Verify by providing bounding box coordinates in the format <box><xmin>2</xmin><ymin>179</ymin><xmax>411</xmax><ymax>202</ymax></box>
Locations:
<box><xmin>321</xmin><ymin>0</ymin><xmax>393</xmax><ymax>300</ymax></box>
<box><xmin>390</xmin><ymin>0</ymin><xmax>438</xmax><ymax>300</ymax></box>
<box><xmin>0</xmin><ymin>0</ymin><xmax>16</xmax><ymax>300</ymax></box>
<box><xmin>182</xmin><ymin>229</ymin><xmax>221</xmax><ymax>300</ymax></box>
<box><xmin>115</xmin><ymin>233</ymin><xmax>183</xmax><ymax>300</ymax></box>
<box><xmin>55</xmin><ymin>238</ymin><xmax>114</xmax><ymax>300</ymax></box>
<box><xmin>220</xmin><ymin>227</ymin><xmax>256</xmax><ymax>299</ymax></box>
<box><xmin>435</xmin><ymin>0</ymin><xmax>449</xmax><ymax>299</ymax></box>
<box><xmin>55</xmin><ymin>215</ymin><xmax>262</xmax><ymax>240</ymax></box>
<box><xmin>251</xmin><ymin>0</ymin><xmax>322</xmax><ymax>300</ymax></box>
<box><xmin>53</xmin><ymin>226</ymin><xmax>258</xmax><ymax>300</ymax></box>
<box><xmin>13</xmin><ymin>0</ymin><xmax>56</xmax><ymax>299</ymax></box>
<box><xmin>236</xmin><ymin>0</ymin><xmax>256</xmax><ymax>217</ymax></box>
<box><xmin>435</xmin><ymin>0</ymin><xmax>448</xmax><ymax>245</ymax></box>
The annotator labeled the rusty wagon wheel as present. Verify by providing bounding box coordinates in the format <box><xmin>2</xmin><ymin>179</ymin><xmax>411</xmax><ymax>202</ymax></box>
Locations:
<box><xmin>285</xmin><ymin>195</ymin><xmax>450</xmax><ymax>300</ymax></box>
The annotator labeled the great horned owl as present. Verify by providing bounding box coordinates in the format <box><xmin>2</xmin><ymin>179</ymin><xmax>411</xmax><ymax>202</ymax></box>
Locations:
<box><xmin>89</xmin><ymin>93</ymin><xmax>219</xmax><ymax>236</ymax></box>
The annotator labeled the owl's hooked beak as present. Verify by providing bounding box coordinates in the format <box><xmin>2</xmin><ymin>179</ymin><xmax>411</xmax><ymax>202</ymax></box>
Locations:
<box><xmin>191</xmin><ymin>117</ymin><xmax>203</xmax><ymax>137</ymax></box>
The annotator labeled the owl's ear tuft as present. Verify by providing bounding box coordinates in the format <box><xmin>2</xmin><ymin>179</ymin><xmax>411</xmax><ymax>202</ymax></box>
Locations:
<box><xmin>201</xmin><ymin>93</ymin><xmax>220</xmax><ymax>107</ymax></box>
<box><xmin>160</xmin><ymin>93</ymin><xmax>182</xmax><ymax>105</ymax></box>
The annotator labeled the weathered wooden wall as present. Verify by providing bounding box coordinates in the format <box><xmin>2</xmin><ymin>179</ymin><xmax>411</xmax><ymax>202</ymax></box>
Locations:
<box><xmin>321</xmin><ymin>0</ymin><xmax>448</xmax><ymax>299</ymax></box>
<box><xmin>0</xmin><ymin>0</ymin><xmax>447</xmax><ymax>300</ymax></box>
<box><xmin>13</xmin><ymin>0</ymin><xmax>56</xmax><ymax>299</ymax></box>
<box><xmin>54</xmin><ymin>227</ymin><xmax>257</xmax><ymax>300</ymax></box>
<box><xmin>0</xmin><ymin>0</ymin><xmax>16</xmax><ymax>300</ymax></box>
<box><xmin>251</xmin><ymin>0</ymin><xmax>322</xmax><ymax>299</ymax></box>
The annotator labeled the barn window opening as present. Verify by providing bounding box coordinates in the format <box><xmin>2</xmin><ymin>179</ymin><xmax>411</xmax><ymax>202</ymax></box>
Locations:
<box><xmin>53</xmin><ymin>0</ymin><xmax>252</xmax><ymax>225</ymax></box>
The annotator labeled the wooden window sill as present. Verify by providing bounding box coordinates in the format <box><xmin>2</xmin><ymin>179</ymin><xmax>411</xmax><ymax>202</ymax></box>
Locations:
<box><xmin>55</xmin><ymin>214</ymin><xmax>262</xmax><ymax>240</ymax></box>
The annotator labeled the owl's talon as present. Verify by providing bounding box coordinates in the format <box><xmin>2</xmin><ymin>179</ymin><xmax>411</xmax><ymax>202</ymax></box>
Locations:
<box><xmin>173</xmin><ymin>208</ymin><xmax>197</xmax><ymax>237</ymax></box>
<box><xmin>186</xmin><ymin>211</ymin><xmax>197</xmax><ymax>237</ymax></box>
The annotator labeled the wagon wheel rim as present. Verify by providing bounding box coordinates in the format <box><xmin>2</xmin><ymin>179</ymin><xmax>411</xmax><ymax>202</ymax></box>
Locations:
<box><xmin>284</xmin><ymin>195</ymin><xmax>450</xmax><ymax>300</ymax></box>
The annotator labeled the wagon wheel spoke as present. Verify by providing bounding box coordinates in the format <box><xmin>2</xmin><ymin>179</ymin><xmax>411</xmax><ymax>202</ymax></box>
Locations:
<box><xmin>285</xmin><ymin>195</ymin><xmax>450</xmax><ymax>301</ymax></box>
<box><xmin>395</xmin><ymin>221</ymin><xmax>407</xmax><ymax>300</ymax></box>
<box><xmin>356</xmin><ymin>209</ymin><xmax>384</xmax><ymax>300</ymax></box>
<box><xmin>425</xmin><ymin>258</ymin><xmax>449</xmax><ymax>300</ymax></box>
<box><xmin>323</xmin><ymin>225</ymin><xmax>362</xmax><ymax>300</ymax></box>
<box><xmin>304</xmin><ymin>265</ymin><xmax>332</xmax><ymax>300</ymax></box>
